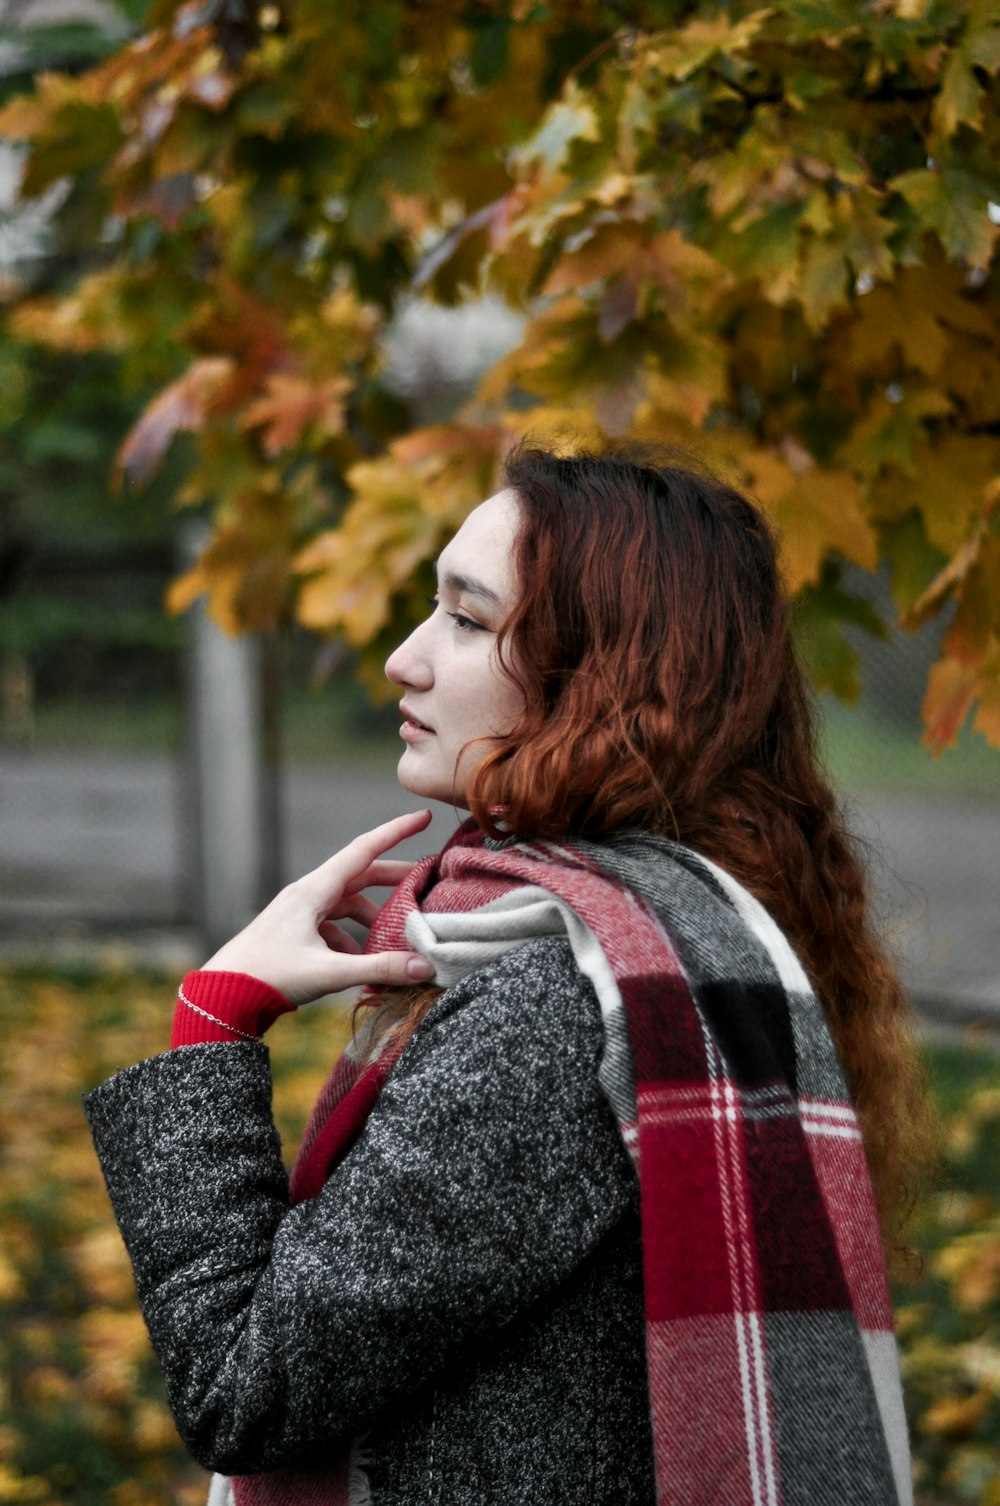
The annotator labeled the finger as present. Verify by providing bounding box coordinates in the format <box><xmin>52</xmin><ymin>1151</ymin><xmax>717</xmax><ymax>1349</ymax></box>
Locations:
<box><xmin>344</xmin><ymin>860</ymin><xmax>422</xmax><ymax>894</ymax></box>
<box><xmin>318</xmin><ymin>921</ymin><xmax>363</xmax><ymax>954</ymax></box>
<box><xmin>339</xmin><ymin>810</ymin><xmax>433</xmax><ymax>879</ymax></box>
<box><xmin>333</xmin><ymin>894</ymin><xmax>380</xmax><ymax>928</ymax></box>
<box><xmin>303</xmin><ymin>811</ymin><xmax>433</xmax><ymax>902</ymax></box>
<box><xmin>347</xmin><ymin>950</ymin><xmax>436</xmax><ymax>987</ymax></box>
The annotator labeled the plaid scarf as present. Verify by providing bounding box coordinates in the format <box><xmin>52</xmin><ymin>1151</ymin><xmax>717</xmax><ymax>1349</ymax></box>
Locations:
<box><xmin>230</xmin><ymin>820</ymin><xmax>910</xmax><ymax>1506</ymax></box>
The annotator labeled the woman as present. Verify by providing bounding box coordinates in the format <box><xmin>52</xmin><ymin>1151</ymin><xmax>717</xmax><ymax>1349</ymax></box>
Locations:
<box><xmin>86</xmin><ymin>446</ymin><xmax>930</xmax><ymax>1506</ymax></box>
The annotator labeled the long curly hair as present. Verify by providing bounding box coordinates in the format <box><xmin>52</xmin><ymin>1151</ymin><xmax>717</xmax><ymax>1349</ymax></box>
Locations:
<box><xmin>372</xmin><ymin>443</ymin><xmax>933</xmax><ymax>1269</ymax></box>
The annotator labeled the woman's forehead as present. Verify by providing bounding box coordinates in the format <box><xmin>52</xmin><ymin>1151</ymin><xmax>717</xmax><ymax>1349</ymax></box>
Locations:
<box><xmin>436</xmin><ymin>489</ymin><xmax>521</xmax><ymax>604</ymax></box>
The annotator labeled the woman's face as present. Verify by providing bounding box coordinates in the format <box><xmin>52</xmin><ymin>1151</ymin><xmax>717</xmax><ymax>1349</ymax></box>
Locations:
<box><xmin>384</xmin><ymin>488</ymin><xmax>524</xmax><ymax>807</ymax></box>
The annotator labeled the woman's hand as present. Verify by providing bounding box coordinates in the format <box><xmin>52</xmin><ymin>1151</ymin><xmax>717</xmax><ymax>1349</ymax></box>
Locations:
<box><xmin>200</xmin><ymin>810</ymin><xmax>436</xmax><ymax>1006</ymax></box>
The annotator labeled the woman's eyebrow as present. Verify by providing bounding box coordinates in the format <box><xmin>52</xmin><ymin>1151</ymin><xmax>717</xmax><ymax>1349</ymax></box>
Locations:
<box><xmin>436</xmin><ymin>567</ymin><xmax>503</xmax><ymax>609</ymax></box>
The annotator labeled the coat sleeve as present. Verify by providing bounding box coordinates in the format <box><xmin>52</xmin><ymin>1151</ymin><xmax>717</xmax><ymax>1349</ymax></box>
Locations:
<box><xmin>84</xmin><ymin>937</ymin><xmax>639</xmax><ymax>1476</ymax></box>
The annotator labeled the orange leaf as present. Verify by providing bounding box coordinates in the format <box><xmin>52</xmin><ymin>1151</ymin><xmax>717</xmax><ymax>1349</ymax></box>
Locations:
<box><xmin>904</xmin><ymin>516</ymin><xmax>991</xmax><ymax>630</ymax></box>
<box><xmin>117</xmin><ymin>358</ymin><xmax>234</xmax><ymax>484</ymax></box>
<box><xmin>242</xmin><ymin>374</ymin><xmax>350</xmax><ymax>457</ymax></box>
<box><xmin>921</xmin><ymin>656</ymin><xmax>978</xmax><ymax>752</ymax></box>
<box><xmin>969</xmin><ymin>635</ymin><xmax>1000</xmax><ymax>748</ymax></box>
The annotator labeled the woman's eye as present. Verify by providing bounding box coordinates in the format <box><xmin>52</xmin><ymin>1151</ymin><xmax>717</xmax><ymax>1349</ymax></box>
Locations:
<box><xmin>424</xmin><ymin>590</ymin><xmax>481</xmax><ymax>632</ymax></box>
<box><xmin>448</xmin><ymin>611</ymin><xmax>486</xmax><ymax>633</ymax></box>
<box><xmin>424</xmin><ymin>595</ymin><xmax>486</xmax><ymax>633</ymax></box>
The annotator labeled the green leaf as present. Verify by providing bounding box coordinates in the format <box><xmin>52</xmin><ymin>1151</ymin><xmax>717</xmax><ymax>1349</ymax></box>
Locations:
<box><xmin>933</xmin><ymin>4</ymin><xmax>1000</xmax><ymax>138</ymax></box>
<box><xmin>512</xmin><ymin>82</ymin><xmax>600</xmax><ymax>173</ymax></box>
<box><xmin>468</xmin><ymin>17</ymin><xmax>510</xmax><ymax>88</ymax></box>
<box><xmin>793</xmin><ymin>572</ymin><xmax>888</xmax><ymax>702</ymax></box>
<box><xmin>879</xmin><ymin>512</ymin><xmax>949</xmax><ymax>614</ymax></box>
<box><xmin>891</xmin><ymin>159</ymin><xmax>1000</xmax><ymax>268</ymax></box>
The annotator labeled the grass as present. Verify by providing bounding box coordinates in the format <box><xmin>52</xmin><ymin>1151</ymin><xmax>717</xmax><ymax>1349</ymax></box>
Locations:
<box><xmin>1</xmin><ymin>965</ymin><xmax>999</xmax><ymax>1505</ymax></box>
<box><xmin>816</xmin><ymin>695</ymin><xmax>1000</xmax><ymax>800</ymax></box>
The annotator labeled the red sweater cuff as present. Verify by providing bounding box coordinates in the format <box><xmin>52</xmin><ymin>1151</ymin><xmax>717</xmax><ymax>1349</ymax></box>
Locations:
<box><xmin>171</xmin><ymin>970</ymin><xmax>295</xmax><ymax>1048</ymax></box>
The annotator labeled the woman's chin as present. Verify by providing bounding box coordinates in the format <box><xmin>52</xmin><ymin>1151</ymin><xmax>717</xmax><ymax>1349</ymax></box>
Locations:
<box><xmin>395</xmin><ymin>750</ymin><xmax>468</xmax><ymax>809</ymax></box>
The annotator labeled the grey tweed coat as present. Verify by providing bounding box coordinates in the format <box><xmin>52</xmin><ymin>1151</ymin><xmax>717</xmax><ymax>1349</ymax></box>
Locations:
<box><xmin>86</xmin><ymin>933</ymin><xmax>657</xmax><ymax>1504</ymax></box>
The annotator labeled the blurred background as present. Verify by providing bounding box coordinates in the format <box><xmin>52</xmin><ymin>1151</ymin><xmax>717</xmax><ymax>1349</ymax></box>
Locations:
<box><xmin>0</xmin><ymin>2</ymin><xmax>998</xmax><ymax>1504</ymax></box>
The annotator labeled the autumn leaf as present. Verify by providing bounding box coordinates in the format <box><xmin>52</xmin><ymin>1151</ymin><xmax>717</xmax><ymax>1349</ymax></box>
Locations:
<box><xmin>242</xmin><ymin>374</ymin><xmax>351</xmax><ymax>457</ymax></box>
<box><xmin>921</xmin><ymin>655</ymin><xmax>979</xmax><ymax>752</ymax></box>
<box><xmin>510</xmin><ymin>81</ymin><xmax>599</xmax><ymax>174</ymax></box>
<box><xmin>972</xmin><ymin>640</ymin><xmax>1000</xmax><ymax>744</ymax></box>
<box><xmin>920</xmin><ymin>1387</ymin><xmax>992</xmax><ymax>1436</ymax></box>
<box><xmin>117</xmin><ymin>358</ymin><xmax>235</xmax><ymax>484</ymax></box>
<box><xmin>932</xmin><ymin>2</ymin><xmax>1000</xmax><ymax>139</ymax></box>
<box><xmin>891</xmin><ymin>159</ymin><xmax>1000</xmax><ymax>270</ymax></box>
<box><xmin>740</xmin><ymin>448</ymin><xmax>877</xmax><ymax>593</ymax></box>
<box><xmin>644</xmin><ymin>7</ymin><xmax>774</xmax><ymax>82</ymax></box>
<box><xmin>842</xmin><ymin>390</ymin><xmax>953</xmax><ymax>482</ymax></box>
<box><xmin>2</xmin><ymin>0</ymin><xmax>999</xmax><ymax>741</ymax></box>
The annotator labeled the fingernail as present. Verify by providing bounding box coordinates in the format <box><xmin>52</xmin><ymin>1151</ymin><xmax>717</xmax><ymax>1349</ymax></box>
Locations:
<box><xmin>407</xmin><ymin>957</ymin><xmax>434</xmax><ymax>980</ymax></box>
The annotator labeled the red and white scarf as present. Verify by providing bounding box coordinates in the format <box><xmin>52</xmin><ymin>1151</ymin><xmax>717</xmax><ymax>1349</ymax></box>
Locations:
<box><xmin>229</xmin><ymin>820</ymin><xmax>909</xmax><ymax>1506</ymax></box>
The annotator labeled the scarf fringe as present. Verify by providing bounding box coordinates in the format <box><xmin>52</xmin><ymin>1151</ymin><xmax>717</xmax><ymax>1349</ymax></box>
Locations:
<box><xmin>348</xmin><ymin>1434</ymin><xmax>373</xmax><ymax>1506</ymax></box>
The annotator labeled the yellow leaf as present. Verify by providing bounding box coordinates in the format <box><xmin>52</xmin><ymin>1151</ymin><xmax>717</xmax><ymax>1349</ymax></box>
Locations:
<box><xmin>911</xmin><ymin>436</ymin><xmax>1000</xmax><ymax>555</ymax></box>
<box><xmin>941</xmin><ymin>541</ymin><xmax>1000</xmax><ymax>665</ymax></box>
<box><xmin>0</xmin><ymin>1465</ymin><xmax>48</xmax><ymax>1502</ymax></box>
<box><xmin>0</xmin><ymin>68</ymin><xmax>99</xmax><ymax>140</ymax></box>
<box><xmin>545</xmin><ymin>225</ymin><xmax>726</xmax><ymax>312</ymax></box>
<box><xmin>500</xmin><ymin>403</ymin><xmax>608</xmax><ymax>449</ymax></box>
<box><xmin>646</xmin><ymin>8</ymin><xmax>774</xmax><ymax>82</ymax></box>
<box><xmin>845</xmin><ymin>262</ymin><xmax>992</xmax><ymax>377</ymax></box>
<box><xmin>905</xmin><ymin>516</ymin><xmax>991</xmax><ymax>630</ymax></box>
<box><xmin>740</xmin><ymin>451</ymin><xmax>877</xmax><ymax>593</ymax></box>
<box><xmin>797</xmin><ymin>192</ymin><xmax>896</xmax><ymax>330</ymax></box>
<box><xmin>11</xmin><ymin>269</ymin><xmax>132</xmax><ymax>355</ymax></box>
<box><xmin>544</xmin><ymin>223</ymin><xmax>642</xmax><ymax>295</ymax></box>
<box><xmin>296</xmin><ymin>425</ymin><xmax>501</xmax><ymax>644</ymax></box>
<box><xmin>0</xmin><ymin>1245</ymin><xmax>24</xmax><ymax>1301</ymax></box>
<box><xmin>920</xmin><ymin>1387</ymin><xmax>991</xmax><ymax>1436</ymax></box>
<box><xmin>871</xmin><ymin>435</ymin><xmax>999</xmax><ymax>552</ymax></box>
<box><xmin>166</xmin><ymin>491</ymin><xmax>294</xmax><ymax>633</ymax></box>
<box><xmin>639</xmin><ymin>336</ymin><xmax>728</xmax><ymax>428</ymax></box>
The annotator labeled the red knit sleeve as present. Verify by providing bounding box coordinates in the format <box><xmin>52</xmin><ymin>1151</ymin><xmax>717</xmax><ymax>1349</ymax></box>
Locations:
<box><xmin>171</xmin><ymin>970</ymin><xmax>295</xmax><ymax>1048</ymax></box>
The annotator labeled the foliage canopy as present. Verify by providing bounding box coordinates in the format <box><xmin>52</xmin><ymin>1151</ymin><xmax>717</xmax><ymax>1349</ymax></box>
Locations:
<box><xmin>2</xmin><ymin>0</ymin><xmax>1000</xmax><ymax>745</ymax></box>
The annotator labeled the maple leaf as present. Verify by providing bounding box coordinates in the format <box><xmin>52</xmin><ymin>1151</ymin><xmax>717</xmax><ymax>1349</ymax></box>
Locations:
<box><xmin>932</xmin><ymin>2</ymin><xmax>1000</xmax><ymax>138</ymax></box>
<box><xmin>972</xmin><ymin>640</ymin><xmax>1000</xmax><ymax>745</ymax></box>
<box><xmin>891</xmin><ymin>160</ymin><xmax>1000</xmax><ymax>270</ymax></box>
<box><xmin>740</xmin><ymin>447</ymin><xmax>877</xmax><ymax>592</ymax></box>
<box><xmin>242</xmin><ymin>374</ymin><xmax>351</xmax><ymax>457</ymax></box>
<box><xmin>921</xmin><ymin>655</ymin><xmax>980</xmax><ymax>752</ymax></box>
<box><xmin>4</xmin><ymin>0</ymin><xmax>998</xmax><ymax>734</ymax></box>
<box><xmin>511</xmin><ymin>82</ymin><xmax>599</xmax><ymax>174</ymax></box>
<box><xmin>117</xmin><ymin>358</ymin><xmax>235</xmax><ymax>485</ymax></box>
<box><xmin>841</xmin><ymin>389</ymin><xmax>953</xmax><ymax>481</ymax></box>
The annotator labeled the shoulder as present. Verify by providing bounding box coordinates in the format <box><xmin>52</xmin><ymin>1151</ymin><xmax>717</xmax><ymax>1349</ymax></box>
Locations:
<box><xmin>372</xmin><ymin>937</ymin><xmax>621</xmax><ymax>1166</ymax></box>
<box><xmin>415</xmin><ymin>935</ymin><xmax>602</xmax><ymax>1057</ymax></box>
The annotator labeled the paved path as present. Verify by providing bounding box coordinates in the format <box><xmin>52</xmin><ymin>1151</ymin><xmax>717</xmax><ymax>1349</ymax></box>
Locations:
<box><xmin>1</xmin><ymin>747</ymin><xmax>997</xmax><ymax>1019</ymax></box>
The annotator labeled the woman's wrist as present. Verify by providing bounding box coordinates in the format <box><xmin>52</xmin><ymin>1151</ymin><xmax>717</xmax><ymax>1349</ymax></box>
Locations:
<box><xmin>171</xmin><ymin>970</ymin><xmax>295</xmax><ymax>1048</ymax></box>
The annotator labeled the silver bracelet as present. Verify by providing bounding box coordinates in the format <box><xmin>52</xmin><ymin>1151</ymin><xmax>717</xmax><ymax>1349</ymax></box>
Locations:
<box><xmin>177</xmin><ymin>984</ymin><xmax>258</xmax><ymax>1042</ymax></box>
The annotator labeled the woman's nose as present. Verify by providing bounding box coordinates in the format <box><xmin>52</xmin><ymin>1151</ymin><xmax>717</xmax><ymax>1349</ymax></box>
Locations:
<box><xmin>385</xmin><ymin>618</ymin><xmax>433</xmax><ymax>689</ymax></box>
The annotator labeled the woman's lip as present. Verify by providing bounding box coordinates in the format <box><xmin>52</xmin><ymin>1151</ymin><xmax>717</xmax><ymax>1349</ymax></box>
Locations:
<box><xmin>400</xmin><ymin>719</ymin><xmax>435</xmax><ymax>742</ymax></box>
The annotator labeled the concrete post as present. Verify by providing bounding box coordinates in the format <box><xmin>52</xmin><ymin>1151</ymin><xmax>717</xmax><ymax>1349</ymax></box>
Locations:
<box><xmin>180</xmin><ymin>527</ymin><xmax>282</xmax><ymax>956</ymax></box>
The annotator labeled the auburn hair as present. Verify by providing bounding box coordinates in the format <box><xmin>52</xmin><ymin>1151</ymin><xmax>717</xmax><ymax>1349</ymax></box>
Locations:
<box><xmin>373</xmin><ymin>444</ymin><xmax>933</xmax><ymax>1268</ymax></box>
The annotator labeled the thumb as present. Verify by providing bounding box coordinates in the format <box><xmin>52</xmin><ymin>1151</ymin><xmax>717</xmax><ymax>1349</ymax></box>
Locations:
<box><xmin>352</xmin><ymin>951</ymin><xmax>436</xmax><ymax>988</ymax></box>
